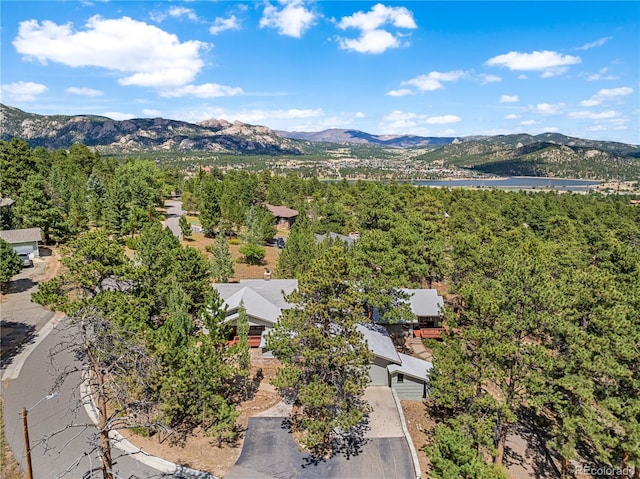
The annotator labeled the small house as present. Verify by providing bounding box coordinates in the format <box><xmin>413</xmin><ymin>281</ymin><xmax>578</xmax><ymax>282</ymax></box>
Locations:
<box><xmin>212</xmin><ymin>279</ymin><xmax>298</xmax><ymax>347</ymax></box>
<box><xmin>358</xmin><ymin>324</ymin><xmax>433</xmax><ymax>400</ymax></box>
<box><xmin>401</xmin><ymin>288</ymin><xmax>445</xmax><ymax>339</ymax></box>
<box><xmin>0</xmin><ymin>227</ymin><xmax>42</xmax><ymax>258</ymax></box>
<box><xmin>265</xmin><ymin>204</ymin><xmax>298</xmax><ymax>230</ymax></box>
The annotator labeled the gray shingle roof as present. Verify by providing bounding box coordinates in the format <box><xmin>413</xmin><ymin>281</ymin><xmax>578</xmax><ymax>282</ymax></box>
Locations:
<box><xmin>0</xmin><ymin>228</ymin><xmax>42</xmax><ymax>244</ymax></box>
<box><xmin>401</xmin><ymin>289</ymin><xmax>444</xmax><ymax>317</ymax></box>
<box><xmin>213</xmin><ymin>279</ymin><xmax>298</xmax><ymax>325</ymax></box>
<box><xmin>357</xmin><ymin>324</ymin><xmax>401</xmax><ymax>364</ymax></box>
<box><xmin>314</xmin><ymin>232</ymin><xmax>358</xmax><ymax>245</ymax></box>
<box><xmin>388</xmin><ymin>353</ymin><xmax>433</xmax><ymax>382</ymax></box>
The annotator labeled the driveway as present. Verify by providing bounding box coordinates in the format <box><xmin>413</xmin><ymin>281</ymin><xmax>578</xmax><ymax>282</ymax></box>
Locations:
<box><xmin>1</xmin><ymin>257</ymin><xmax>54</xmax><ymax>370</ymax></box>
<box><xmin>225</xmin><ymin>387</ymin><xmax>414</xmax><ymax>479</ymax></box>
<box><xmin>164</xmin><ymin>199</ymin><xmax>183</xmax><ymax>238</ymax></box>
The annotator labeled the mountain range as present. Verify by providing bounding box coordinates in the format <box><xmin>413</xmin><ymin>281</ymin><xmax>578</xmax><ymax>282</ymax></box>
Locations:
<box><xmin>0</xmin><ymin>104</ymin><xmax>303</xmax><ymax>155</ymax></box>
<box><xmin>2</xmin><ymin>104</ymin><xmax>639</xmax><ymax>179</ymax></box>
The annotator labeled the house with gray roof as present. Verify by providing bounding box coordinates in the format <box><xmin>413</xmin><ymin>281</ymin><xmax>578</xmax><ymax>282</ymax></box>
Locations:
<box><xmin>0</xmin><ymin>227</ymin><xmax>42</xmax><ymax>257</ymax></box>
<box><xmin>213</xmin><ymin>279</ymin><xmax>298</xmax><ymax>346</ymax></box>
<box><xmin>358</xmin><ymin>324</ymin><xmax>433</xmax><ymax>400</ymax></box>
<box><xmin>314</xmin><ymin>232</ymin><xmax>359</xmax><ymax>246</ymax></box>
<box><xmin>401</xmin><ymin>288</ymin><xmax>445</xmax><ymax>339</ymax></box>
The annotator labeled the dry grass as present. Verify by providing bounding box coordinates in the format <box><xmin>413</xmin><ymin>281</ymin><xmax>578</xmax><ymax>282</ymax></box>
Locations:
<box><xmin>181</xmin><ymin>232</ymin><xmax>282</xmax><ymax>281</ymax></box>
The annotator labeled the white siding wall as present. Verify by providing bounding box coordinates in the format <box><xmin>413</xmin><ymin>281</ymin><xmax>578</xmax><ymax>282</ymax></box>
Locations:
<box><xmin>369</xmin><ymin>357</ymin><xmax>392</xmax><ymax>386</ymax></box>
<box><xmin>390</xmin><ymin>374</ymin><xmax>425</xmax><ymax>400</ymax></box>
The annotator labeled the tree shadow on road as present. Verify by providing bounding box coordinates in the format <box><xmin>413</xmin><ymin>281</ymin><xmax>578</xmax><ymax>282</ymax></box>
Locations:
<box><xmin>0</xmin><ymin>320</ymin><xmax>37</xmax><ymax>368</ymax></box>
<box><xmin>4</xmin><ymin>277</ymin><xmax>37</xmax><ymax>294</ymax></box>
<box><xmin>279</xmin><ymin>408</ymin><xmax>372</xmax><ymax>468</ymax></box>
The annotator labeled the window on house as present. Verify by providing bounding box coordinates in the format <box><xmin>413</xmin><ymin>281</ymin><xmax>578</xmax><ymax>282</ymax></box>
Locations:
<box><xmin>397</xmin><ymin>374</ymin><xmax>404</xmax><ymax>383</ymax></box>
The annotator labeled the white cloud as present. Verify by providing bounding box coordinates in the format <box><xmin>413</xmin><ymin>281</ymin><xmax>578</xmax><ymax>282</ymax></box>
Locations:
<box><xmin>13</xmin><ymin>16</ymin><xmax>206</xmax><ymax>88</ymax></box>
<box><xmin>586</xmin><ymin>67</ymin><xmax>619</xmax><ymax>81</ymax></box>
<box><xmin>336</xmin><ymin>3</ymin><xmax>416</xmax><ymax>54</ymax></box>
<box><xmin>210</xmin><ymin>15</ymin><xmax>240</xmax><ymax>35</ymax></box>
<box><xmin>531</xmin><ymin>103</ymin><xmax>566</xmax><ymax>115</ymax></box>
<box><xmin>568</xmin><ymin>110</ymin><xmax>618</xmax><ymax>120</ymax></box>
<box><xmin>383</xmin><ymin>110</ymin><xmax>421</xmax><ymax>121</ymax></box>
<box><xmin>1</xmin><ymin>81</ymin><xmax>48</xmax><ymax>101</ymax></box>
<box><xmin>235</xmin><ymin>108</ymin><xmax>325</xmax><ymax>123</ymax></box>
<box><xmin>500</xmin><ymin>95</ymin><xmax>519</xmax><ymax>103</ymax></box>
<box><xmin>505</xmin><ymin>113</ymin><xmax>521</xmax><ymax>120</ymax></box>
<box><xmin>337</xmin><ymin>3</ymin><xmax>417</xmax><ymax>30</ymax></box>
<box><xmin>159</xmin><ymin>83</ymin><xmax>243</xmax><ymax>98</ymax></box>
<box><xmin>579</xmin><ymin>99</ymin><xmax>600</xmax><ymax>107</ymax></box>
<box><xmin>260</xmin><ymin>0</ymin><xmax>316</xmax><ymax>38</ymax></box>
<box><xmin>426</xmin><ymin>115</ymin><xmax>461</xmax><ymax>125</ymax></box>
<box><xmin>402</xmin><ymin>70</ymin><xmax>467</xmax><ymax>91</ymax></box>
<box><xmin>168</xmin><ymin>7</ymin><xmax>200</xmax><ymax>22</ymax></box>
<box><xmin>102</xmin><ymin>111</ymin><xmax>135</xmax><ymax>121</ymax></box>
<box><xmin>576</xmin><ymin>36</ymin><xmax>612</xmax><ymax>51</ymax></box>
<box><xmin>520</xmin><ymin>120</ymin><xmax>537</xmax><ymax>125</ymax></box>
<box><xmin>66</xmin><ymin>86</ymin><xmax>103</xmax><ymax>97</ymax></box>
<box><xmin>142</xmin><ymin>109</ymin><xmax>162</xmax><ymax>117</ymax></box>
<box><xmin>386</xmin><ymin>88</ymin><xmax>414</xmax><ymax>97</ymax></box>
<box><xmin>579</xmin><ymin>87</ymin><xmax>634</xmax><ymax>106</ymax></box>
<box><xmin>355</xmin><ymin>111</ymin><xmax>365</xmax><ymax>118</ymax></box>
<box><xmin>338</xmin><ymin>29</ymin><xmax>399</xmax><ymax>54</ymax></box>
<box><xmin>486</xmin><ymin>50</ymin><xmax>581</xmax><ymax>77</ymax></box>
<box><xmin>478</xmin><ymin>73</ymin><xmax>502</xmax><ymax>84</ymax></box>
<box><xmin>378</xmin><ymin>109</ymin><xmax>459</xmax><ymax>134</ymax></box>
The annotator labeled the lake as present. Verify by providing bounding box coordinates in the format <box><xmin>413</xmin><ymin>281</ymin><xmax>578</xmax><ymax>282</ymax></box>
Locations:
<box><xmin>416</xmin><ymin>177</ymin><xmax>601</xmax><ymax>191</ymax></box>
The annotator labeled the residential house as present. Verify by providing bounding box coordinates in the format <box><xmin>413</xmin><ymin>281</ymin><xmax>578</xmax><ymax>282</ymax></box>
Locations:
<box><xmin>374</xmin><ymin>288</ymin><xmax>445</xmax><ymax>340</ymax></box>
<box><xmin>0</xmin><ymin>227</ymin><xmax>42</xmax><ymax>258</ymax></box>
<box><xmin>314</xmin><ymin>232</ymin><xmax>359</xmax><ymax>246</ymax></box>
<box><xmin>358</xmin><ymin>324</ymin><xmax>433</xmax><ymax>400</ymax></box>
<box><xmin>401</xmin><ymin>288</ymin><xmax>445</xmax><ymax>339</ymax></box>
<box><xmin>213</xmin><ymin>279</ymin><xmax>298</xmax><ymax>347</ymax></box>
<box><xmin>265</xmin><ymin>204</ymin><xmax>298</xmax><ymax>230</ymax></box>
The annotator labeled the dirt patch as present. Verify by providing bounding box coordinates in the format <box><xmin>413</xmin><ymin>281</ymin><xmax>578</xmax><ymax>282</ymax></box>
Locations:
<box><xmin>400</xmin><ymin>400</ymin><xmax>435</xmax><ymax>478</ymax></box>
<box><xmin>120</xmin><ymin>354</ymin><xmax>282</xmax><ymax>477</ymax></box>
<box><xmin>181</xmin><ymin>233</ymin><xmax>282</xmax><ymax>281</ymax></box>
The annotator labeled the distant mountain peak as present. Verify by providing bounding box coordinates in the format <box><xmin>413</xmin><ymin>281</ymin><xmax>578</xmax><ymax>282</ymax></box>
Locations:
<box><xmin>0</xmin><ymin>104</ymin><xmax>303</xmax><ymax>155</ymax></box>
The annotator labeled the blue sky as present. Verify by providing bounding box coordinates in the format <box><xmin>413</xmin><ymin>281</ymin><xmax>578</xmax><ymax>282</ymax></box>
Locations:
<box><xmin>1</xmin><ymin>1</ymin><xmax>638</xmax><ymax>144</ymax></box>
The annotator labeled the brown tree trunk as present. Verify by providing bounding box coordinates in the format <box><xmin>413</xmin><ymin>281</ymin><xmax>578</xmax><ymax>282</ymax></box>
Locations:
<box><xmin>561</xmin><ymin>456</ymin><xmax>569</xmax><ymax>479</ymax></box>
<box><xmin>621</xmin><ymin>451</ymin><xmax>630</xmax><ymax>479</ymax></box>
<box><xmin>494</xmin><ymin>425</ymin><xmax>508</xmax><ymax>466</ymax></box>
<box><xmin>86</xmin><ymin>342</ymin><xmax>114</xmax><ymax>479</ymax></box>
<box><xmin>632</xmin><ymin>463</ymin><xmax>639</xmax><ymax>479</ymax></box>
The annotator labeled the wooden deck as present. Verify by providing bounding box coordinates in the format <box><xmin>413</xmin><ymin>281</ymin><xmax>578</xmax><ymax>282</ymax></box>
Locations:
<box><xmin>413</xmin><ymin>328</ymin><xmax>444</xmax><ymax>339</ymax></box>
<box><xmin>227</xmin><ymin>336</ymin><xmax>262</xmax><ymax>348</ymax></box>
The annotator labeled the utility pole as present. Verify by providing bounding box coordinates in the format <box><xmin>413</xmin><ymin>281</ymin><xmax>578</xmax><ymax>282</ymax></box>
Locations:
<box><xmin>22</xmin><ymin>406</ymin><xmax>33</xmax><ymax>479</ymax></box>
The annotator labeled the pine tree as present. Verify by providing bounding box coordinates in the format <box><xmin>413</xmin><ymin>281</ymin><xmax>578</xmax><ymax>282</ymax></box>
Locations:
<box><xmin>236</xmin><ymin>301</ymin><xmax>250</xmax><ymax>376</ymax></box>
<box><xmin>267</xmin><ymin>246</ymin><xmax>372</xmax><ymax>456</ymax></box>
<box><xmin>210</xmin><ymin>234</ymin><xmax>235</xmax><ymax>283</ymax></box>
<box><xmin>0</xmin><ymin>239</ymin><xmax>22</xmax><ymax>287</ymax></box>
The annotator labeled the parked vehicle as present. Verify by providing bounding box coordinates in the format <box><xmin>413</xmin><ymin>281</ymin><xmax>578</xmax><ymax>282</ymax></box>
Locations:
<box><xmin>18</xmin><ymin>253</ymin><xmax>33</xmax><ymax>268</ymax></box>
<box><xmin>276</xmin><ymin>237</ymin><xmax>286</xmax><ymax>249</ymax></box>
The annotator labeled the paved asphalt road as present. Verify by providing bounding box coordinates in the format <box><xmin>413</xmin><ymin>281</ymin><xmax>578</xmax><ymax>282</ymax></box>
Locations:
<box><xmin>2</xmin><ymin>320</ymin><xmax>165</xmax><ymax>479</ymax></box>
<box><xmin>164</xmin><ymin>200</ymin><xmax>183</xmax><ymax>238</ymax></box>
<box><xmin>225</xmin><ymin>416</ymin><xmax>415</xmax><ymax>479</ymax></box>
<box><xmin>1</xmin><ymin>258</ymin><xmax>54</xmax><ymax>369</ymax></box>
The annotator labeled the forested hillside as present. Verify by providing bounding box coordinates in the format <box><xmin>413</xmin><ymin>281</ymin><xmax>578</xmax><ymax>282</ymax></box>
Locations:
<box><xmin>2</xmin><ymin>139</ymin><xmax>638</xmax><ymax>477</ymax></box>
<box><xmin>417</xmin><ymin>133</ymin><xmax>640</xmax><ymax>180</ymax></box>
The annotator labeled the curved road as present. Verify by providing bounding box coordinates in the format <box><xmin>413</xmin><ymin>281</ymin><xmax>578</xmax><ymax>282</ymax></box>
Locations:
<box><xmin>164</xmin><ymin>200</ymin><xmax>183</xmax><ymax>238</ymax></box>
<box><xmin>2</xmin><ymin>320</ymin><xmax>165</xmax><ymax>479</ymax></box>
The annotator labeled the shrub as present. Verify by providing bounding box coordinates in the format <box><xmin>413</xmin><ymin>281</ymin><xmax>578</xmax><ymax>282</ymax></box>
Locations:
<box><xmin>239</xmin><ymin>243</ymin><xmax>265</xmax><ymax>265</ymax></box>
